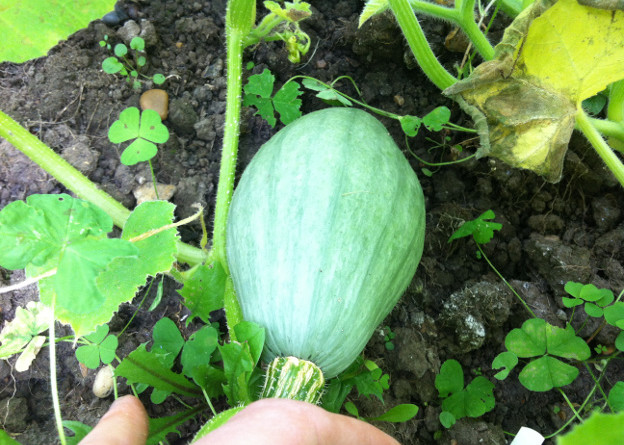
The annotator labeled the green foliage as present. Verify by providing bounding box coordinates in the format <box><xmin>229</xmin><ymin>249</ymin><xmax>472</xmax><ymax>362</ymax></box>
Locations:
<box><xmin>99</xmin><ymin>36</ymin><xmax>165</xmax><ymax>89</ymax></box>
<box><xmin>435</xmin><ymin>359</ymin><xmax>495</xmax><ymax>428</ymax></box>
<box><xmin>108</xmin><ymin>107</ymin><xmax>170</xmax><ymax>166</ymax></box>
<box><xmin>0</xmin><ymin>194</ymin><xmax>136</xmax><ymax>336</ymax></box>
<box><xmin>382</xmin><ymin>326</ymin><xmax>396</xmax><ymax>351</ymax></box>
<box><xmin>422</xmin><ymin>107</ymin><xmax>452</xmax><ymax>131</ymax></box>
<box><xmin>0</xmin><ymin>0</ymin><xmax>115</xmax><ymax>63</ymax></box>
<box><xmin>448</xmin><ymin>209</ymin><xmax>502</xmax><ymax>244</ymax></box>
<box><xmin>177</xmin><ymin>262</ymin><xmax>227</xmax><ymax>324</ymax></box>
<box><xmin>243</xmin><ymin>1</ymin><xmax>312</xmax><ymax>63</ymax></box>
<box><xmin>243</xmin><ymin>69</ymin><xmax>303</xmax><ymax>127</ymax></box>
<box><xmin>562</xmin><ymin>282</ymin><xmax>614</xmax><ymax>318</ymax></box>
<box><xmin>0</xmin><ymin>195</ymin><xmax>178</xmax><ymax>338</ymax></box>
<box><xmin>491</xmin><ymin>351</ymin><xmax>518</xmax><ymax>380</ymax></box>
<box><xmin>302</xmin><ymin>78</ymin><xmax>354</xmax><ymax>108</ymax></box>
<box><xmin>181</xmin><ymin>325</ymin><xmax>222</xmax><ymax>390</ymax></box>
<box><xmin>219</xmin><ymin>321</ymin><xmax>266</xmax><ymax>405</ymax></box>
<box><xmin>63</xmin><ymin>420</ymin><xmax>93</xmax><ymax>445</ymax></box>
<box><xmin>322</xmin><ymin>357</ymin><xmax>391</xmax><ymax>413</ymax></box>
<box><xmin>75</xmin><ymin>324</ymin><xmax>118</xmax><ymax>369</ymax></box>
<box><xmin>557</xmin><ymin>410</ymin><xmax>624</xmax><ymax>445</ymax></box>
<box><xmin>116</xmin><ymin>343</ymin><xmax>202</xmax><ymax>399</ymax></box>
<box><xmin>608</xmin><ymin>381</ymin><xmax>624</xmax><ymax>412</ymax></box>
<box><xmin>494</xmin><ymin>318</ymin><xmax>591</xmax><ymax>392</ymax></box>
<box><xmin>345</xmin><ymin>401</ymin><xmax>419</xmax><ymax>423</ymax></box>
<box><xmin>300</xmin><ymin>76</ymin><xmax>453</xmax><ymax>138</ymax></box>
<box><xmin>147</xmin><ymin>406</ymin><xmax>205</xmax><ymax>445</ymax></box>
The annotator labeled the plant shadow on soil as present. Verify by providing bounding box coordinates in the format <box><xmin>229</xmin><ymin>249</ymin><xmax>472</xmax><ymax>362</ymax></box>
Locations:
<box><xmin>1</xmin><ymin>0</ymin><xmax>623</xmax><ymax>444</ymax></box>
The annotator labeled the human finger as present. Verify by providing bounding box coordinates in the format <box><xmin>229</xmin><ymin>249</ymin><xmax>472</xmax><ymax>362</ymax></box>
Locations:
<box><xmin>79</xmin><ymin>395</ymin><xmax>149</xmax><ymax>445</ymax></box>
<box><xmin>197</xmin><ymin>398</ymin><xmax>400</xmax><ymax>445</ymax></box>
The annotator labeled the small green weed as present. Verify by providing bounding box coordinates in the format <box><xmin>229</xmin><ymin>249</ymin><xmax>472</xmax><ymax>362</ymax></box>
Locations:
<box><xmin>99</xmin><ymin>35</ymin><xmax>165</xmax><ymax>89</ymax></box>
<box><xmin>435</xmin><ymin>359</ymin><xmax>495</xmax><ymax>428</ymax></box>
<box><xmin>382</xmin><ymin>326</ymin><xmax>396</xmax><ymax>351</ymax></box>
<box><xmin>243</xmin><ymin>68</ymin><xmax>303</xmax><ymax>127</ymax></box>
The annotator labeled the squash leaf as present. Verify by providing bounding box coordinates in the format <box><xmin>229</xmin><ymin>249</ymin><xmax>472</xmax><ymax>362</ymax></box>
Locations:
<box><xmin>178</xmin><ymin>262</ymin><xmax>227</xmax><ymax>324</ymax></box>
<box><xmin>444</xmin><ymin>0</ymin><xmax>624</xmax><ymax>183</ymax></box>
<box><xmin>558</xmin><ymin>411</ymin><xmax>624</xmax><ymax>445</ymax></box>
<box><xmin>0</xmin><ymin>0</ymin><xmax>116</xmax><ymax>63</ymax></box>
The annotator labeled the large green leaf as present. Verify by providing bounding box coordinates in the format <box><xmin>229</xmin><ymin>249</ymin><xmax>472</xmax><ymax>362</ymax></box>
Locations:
<box><xmin>558</xmin><ymin>411</ymin><xmax>624</xmax><ymax>445</ymax></box>
<box><xmin>0</xmin><ymin>0</ymin><xmax>116</xmax><ymax>63</ymax></box>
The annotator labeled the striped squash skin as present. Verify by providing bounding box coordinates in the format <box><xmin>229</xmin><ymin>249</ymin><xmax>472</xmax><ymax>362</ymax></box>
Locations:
<box><xmin>226</xmin><ymin>107</ymin><xmax>425</xmax><ymax>378</ymax></box>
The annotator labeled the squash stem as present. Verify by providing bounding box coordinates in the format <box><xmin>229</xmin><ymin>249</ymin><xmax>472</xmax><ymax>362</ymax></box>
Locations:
<box><xmin>212</xmin><ymin>9</ymin><xmax>246</xmax><ymax>277</ymax></box>
<box><xmin>576</xmin><ymin>106</ymin><xmax>624</xmax><ymax>188</ymax></box>
<box><xmin>261</xmin><ymin>356</ymin><xmax>325</xmax><ymax>404</ymax></box>
<box><xmin>388</xmin><ymin>0</ymin><xmax>457</xmax><ymax>90</ymax></box>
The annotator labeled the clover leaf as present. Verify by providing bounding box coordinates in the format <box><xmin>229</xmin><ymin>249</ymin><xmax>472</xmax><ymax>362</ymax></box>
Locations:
<box><xmin>503</xmin><ymin>318</ymin><xmax>590</xmax><ymax>392</ymax></box>
<box><xmin>108</xmin><ymin>107</ymin><xmax>169</xmax><ymax>165</ymax></box>
<box><xmin>75</xmin><ymin>324</ymin><xmax>118</xmax><ymax>369</ymax></box>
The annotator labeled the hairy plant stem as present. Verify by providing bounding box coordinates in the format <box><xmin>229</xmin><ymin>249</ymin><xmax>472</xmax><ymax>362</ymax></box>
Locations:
<box><xmin>408</xmin><ymin>0</ymin><xmax>495</xmax><ymax>61</ymax></box>
<box><xmin>214</xmin><ymin>0</ymin><xmax>256</xmax><ymax>337</ymax></box>
<box><xmin>388</xmin><ymin>0</ymin><xmax>457</xmax><ymax>90</ymax></box>
<box><xmin>212</xmin><ymin>28</ymin><xmax>243</xmax><ymax>277</ymax></box>
<box><xmin>0</xmin><ymin>110</ymin><xmax>206</xmax><ymax>266</ymax></box>
<box><xmin>576</xmin><ymin>107</ymin><xmax>624</xmax><ymax>187</ymax></box>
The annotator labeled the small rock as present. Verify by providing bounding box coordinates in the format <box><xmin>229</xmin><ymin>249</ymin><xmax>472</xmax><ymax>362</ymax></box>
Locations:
<box><xmin>139</xmin><ymin>19</ymin><xmax>158</xmax><ymax>47</ymax></box>
<box><xmin>133</xmin><ymin>183</ymin><xmax>176</xmax><ymax>204</ymax></box>
<box><xmin>61</xmin><ymin>136</ymin><xmax>100</xmax><ymax>176</ymax></box>
<box><xmin>140</xmin><ymin>89</ymin><xmax>169</xmax><ymax>120</ymax></box>
<box><xmin>592</xmin><ymin>194</ymin><xmax>621</xmax><ymax>232</ymax></box>
<box><xmin>93</xmin><ymin>366</ymin><xmax>115</xmax><ymax>398</ymax></box>
<box><xmin>102</xmin><ymin>11</ymin><xmax>125</xmax><ymax>26</ymax></box>
<box><xmin>440</xmin><ymin>280</ymin><xmax>513</xmax><ymax>353</ymax></box>
<box><xmin>117</xmin><ymin>20</ymin><xmax>141</xmax><ymax>44</ymax></box>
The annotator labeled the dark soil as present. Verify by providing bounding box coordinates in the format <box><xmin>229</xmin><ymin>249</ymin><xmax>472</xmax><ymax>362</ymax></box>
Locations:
<box><xmin>1</xmin><ymin>1</ymin><xmax>623</xmax><ymax>444</ymax></box>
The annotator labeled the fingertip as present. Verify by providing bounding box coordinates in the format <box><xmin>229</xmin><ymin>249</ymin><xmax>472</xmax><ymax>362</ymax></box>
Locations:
<box><xmin>79</xmin><ymin>395</ymin><xmax>149</xmax><ymax>445</ymax></box>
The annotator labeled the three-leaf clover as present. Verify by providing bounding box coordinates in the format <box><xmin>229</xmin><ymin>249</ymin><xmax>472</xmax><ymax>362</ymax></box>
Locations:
<box><xmin>562</xmin><ymin>281</ymin><xmax>614</xmax><ymax>317</ymax></box>
<box><xmin>108</xmin><ymin>107</ymin><xmax>169</xmax><ymax>165</ymax></box>
<box><xmin>494</xmin><ymin>318</ymin><xmax>591</xmax><ymax>392</ymax></box>
<box><xmin>75</xmin><ymin>324</ymin><xmax>118</xmax><ymax>370</ymax></box>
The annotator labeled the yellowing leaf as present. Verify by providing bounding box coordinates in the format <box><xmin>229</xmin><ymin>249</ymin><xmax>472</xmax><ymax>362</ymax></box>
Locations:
<box><xmin>521</xmin><ymin>0</ymin><xmax>624</xmax><ymax>102</ymax></box>
<box><xmin>444</xmin><ymin>0</ymin><xmax>623</xmax><ymax>183</ymax></box>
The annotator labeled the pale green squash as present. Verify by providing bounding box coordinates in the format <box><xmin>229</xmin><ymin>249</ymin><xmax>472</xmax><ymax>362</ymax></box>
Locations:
<box><xmin>226</xmin><ymin>107</ymin><xmax>425</xmax><ymax>379</ymax></box>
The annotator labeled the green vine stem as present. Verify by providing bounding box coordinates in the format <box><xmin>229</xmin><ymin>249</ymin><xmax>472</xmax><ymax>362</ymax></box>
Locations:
<box><xmin>0</xmin><ymin>110</ymin><xmax>206</xmax><ymax>266</ymax></box>
<box><xmin>48</xmin><ymin>304</ymin><xmax>67</xmax><ymax>445</ymax></box>
<box><xmin>576</xmin><ymin>106</ymin><xmax>624</xmax><ymax>187</ymax></box>
<box><xmin>388</xmin><ymin>0</ymin><xmax>457</xmax><ymax>90</ymax></box>
<box><xmin>407</xmin><ymin>0</ymin><xmax>495</xmax><ymax>61</ymax></box>
<box><xmin>212</xmin><ymin>0</ymin><xmax>256</xmax><ymax>337</ymax></box>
